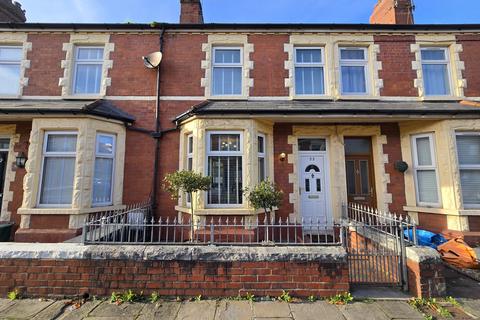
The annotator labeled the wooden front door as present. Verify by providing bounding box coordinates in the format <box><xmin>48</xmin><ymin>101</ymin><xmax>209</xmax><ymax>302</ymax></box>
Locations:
<box><xmin>344</xmin><ymin>138</ymin><xmax>376</xmax><ymax>208</ymax></box>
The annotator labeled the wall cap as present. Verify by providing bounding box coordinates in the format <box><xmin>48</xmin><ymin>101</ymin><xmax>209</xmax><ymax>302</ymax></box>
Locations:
<box><xmin>0</xmin><ymin>243</ymin><xmax>347</xmax><ymax>262</ymax></box>
<box><xmin>406</xmin><ymin>246</ymin><xmax>442</xmax><ymax>263</ymax></box>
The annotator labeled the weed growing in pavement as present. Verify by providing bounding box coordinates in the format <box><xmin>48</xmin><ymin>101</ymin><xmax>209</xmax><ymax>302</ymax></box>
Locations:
<box><xmin>194</xmin><ymin>294</ymin><xmax>202</xmax><ymax>302</ymax></box>
<box><xmin>445</xmin><ymin>296</ymin><xmax>460</xmax><ymax>307</ymax></box>
<box><xmin>121</xmin><ymin>290</ymin><xmax>136</xmax><ymax>303</ymax></box>
<box><xmin>409</xmin><ymin>298</ymin><xmax>452</xmax><ymax>319</ymax></box>
<box><xmin>327</xmin><ymin>292</ymin><xmax>353</xmax><ymax>305</ymax></box>
<box><xmin>150</xmin><ymin>292</ymin><xmax>160</xmax><ymax>303</ymax></box>
<box><xmin>7</xmin><ymin>289</ymin><xmax>20</xmax><ymax>301</ymax></box>
<box><xmin>307</xmin><ymin>295</ymin><xmax>317</xmax><ymax>302</ymax></box>
<box><xmin>278</xmin><ymin>291</ymin><xmax>292</xmax><ymax>303</ymax></box>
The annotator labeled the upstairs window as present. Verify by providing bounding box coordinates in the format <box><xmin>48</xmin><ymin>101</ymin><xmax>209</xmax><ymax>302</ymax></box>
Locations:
<box><xmin>93</xmin><ymin>133</ymin><xmax>116</xmax><ymax>206</ymax></box>
<box><xmin>421</xmin><ymin>48</ymin><xmax>451</xmax><ymax>96</ymax></box>
<box><xmin>456</xmin><ymin>132</ymin><xmax>480</xmax><ymax>208</ymax></box>
<box><xmin>39</xmin><ymin>132</ymin><xmax>77</xmax><ymax>207</ymax></box>
<box><xmin>0</xmin><ymin>46</ymin><xmax>22</xmax><ymax>96</ymax></box>
<box><xmin>258</xmin><ymin>134</ymin><xmax>266</xmax><ymax>182</ymax></box>
<box><xmin>411</xmin><ymin>134</ymin><xmax>440</xmax><ymax>207</ymax></box>
<box><xmin>294</xmin><ymin>48</ymin><xmax>325</xmax><ymax>96</ymax></box>
<box><xmin>212</xmin><ymin>47</ymin><xmax>242</xmax><ymax>96</ymax></box>
<box><xmin>339</xmin><ymin>47</ymin><xmax>369</xmax><ymax>95</ymax></box>
<box><xmin>207</xmin><ymin>132</ymin><xmax>243</xmax><ymax>206</ymax></box>
<box><xmin>73</xmin><ymin>46</ymin><xmax>104</xmax><ymax>95</ymax></box>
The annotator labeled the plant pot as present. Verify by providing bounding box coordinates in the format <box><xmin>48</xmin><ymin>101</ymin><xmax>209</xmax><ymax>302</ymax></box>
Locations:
<box><xmin>0</xmin><ymin>222</ymin><xmax>13</xmax><ymax>242</ymax></box>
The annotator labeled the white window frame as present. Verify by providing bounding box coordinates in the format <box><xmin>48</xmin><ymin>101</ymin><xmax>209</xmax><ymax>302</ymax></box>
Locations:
<box><xmin>206</xmin><ymin>131</ymin><xmax>244</xmax><ymax>208</ymax></box>
<box><xmin>38</xmin><ymin>131</ymin><xmax>78</xmax><ymax>208</ymax></box>
<box><xmin>339</xmin><ymin>47</ymin><xmax>370</xmax><ymax>96</ymax></box>
<box><xmin>92</xmin><ymin>133</ymin><xmax>116</xmax><ymax>207</ymax></box>
<box><xmin>420</xmin><ymin>47</ymin><xmax>453</xmax><ymax>97</ymax></box>
<box><xmin>294</xmin><ymin>47</ymin><xmax>326</xmax><ymax>96</ymax></box>
<box><xmin>258</xmin><ymin>133</ymin><xmax>267</xmax><ymax>182</ymax></box>
<box><xmin>455</xmin><ymin>131</ymin><xmax>480</xmax><ymax>209</ymax></box>
<box><xmin>0</xmin><ymin>45</ymin><xmax>23</xmax><ymax>97</ymax></box>
<box><xmin>411</xmin><ymin>133</ymin><xmax>441</xmax><ymax>207</ymax></box>
<box><xmin>186</xmin><ymin>134</ymin><xmax>194</xmax><ymax>207</ymax></box>
<box><xmin>211</xmin><ymin>47</ymin><xmax>243</xmax><ymax>97</ymax></box>
<box><xmin>72</xmin><ymin>46</ymin><xmax>105</xmax><ymax>96</ymax></box>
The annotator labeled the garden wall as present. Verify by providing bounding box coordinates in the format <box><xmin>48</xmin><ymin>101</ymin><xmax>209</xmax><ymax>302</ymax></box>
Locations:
<box><xmin>0</xmin><ymin>244</ymin><xmax>349</xmax><ymax>299</ymax></box>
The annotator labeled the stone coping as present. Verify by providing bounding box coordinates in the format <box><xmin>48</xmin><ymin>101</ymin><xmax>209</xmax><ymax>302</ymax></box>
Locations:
<box><xmin>406</xmin><ymin>246</ymin><xmax>442</xmax><ymax>263</ymax></box>
<box><xmin>0</xmin><ymin>243</ymin><xmax>347</xmax><ymax>262</ymax></box>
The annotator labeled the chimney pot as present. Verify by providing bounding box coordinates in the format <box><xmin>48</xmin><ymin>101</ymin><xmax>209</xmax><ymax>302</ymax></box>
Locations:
<box><xmin>180</xmin><ymin>0</ymin><xmax>204</xmax><ymax>24</ymax></box>
<box><xmin>370</xmin><ymin>0</ymin><xmax>414</xmax><ymax>25</ymax></box>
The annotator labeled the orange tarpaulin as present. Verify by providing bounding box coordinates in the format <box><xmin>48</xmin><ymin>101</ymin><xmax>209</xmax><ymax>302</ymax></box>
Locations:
<box><xmin>437</xmin><ymin>238</ymin><xmax>480</xmax><ymax>269</ymax></box>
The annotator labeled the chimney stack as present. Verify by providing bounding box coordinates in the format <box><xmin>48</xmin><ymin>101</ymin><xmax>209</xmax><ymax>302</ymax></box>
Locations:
<box><xmin>180</xmin><ymin>0</ymin><xmax>204</xmax><ymax>24</ymax></box>
<box><xmin>370</xmin><ymin>0</ymin><xmax>414</xmax><ymax>25</ymax></box>
<box><xmin>0</xmin><ymin>0</ymin><xmax>26</xmax><ymax>23</ymax></box>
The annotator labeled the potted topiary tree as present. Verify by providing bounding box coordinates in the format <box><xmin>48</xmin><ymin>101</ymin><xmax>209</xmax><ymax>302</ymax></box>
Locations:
<box><xmin>163</xmin><ymin>170</ymin><xmax>211</xmax><ymax>240</ymax></box>
<box><xmin>244</xmin><ymin>179</ymin><xmax>283</xmax><ymax>242</ymax></box>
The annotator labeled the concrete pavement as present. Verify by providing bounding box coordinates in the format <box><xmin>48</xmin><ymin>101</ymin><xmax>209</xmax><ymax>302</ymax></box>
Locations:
<box><xmin>0</xmin><ymin>298</ymin><xmax>431</xmax><ymax>320</ymax></box>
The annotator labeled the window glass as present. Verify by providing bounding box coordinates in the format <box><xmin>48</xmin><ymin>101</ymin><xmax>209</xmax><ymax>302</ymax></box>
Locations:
<box><xmin>339</xmin><ymin>48</ymin><xmax>368</xmax><ymax>95</ymax></box>
<box><xmin>360</xmin><ymin>160</ymin><xmax>369</xmax><ymax>195</ymax></box>
<box><xmin>296</xmin><ymin>49</ymin><xmax>322</xmax><ymax>63</ymax></box>
<box><xmin>416</xmin><ymin>170</ymin><xmax>439</xmax><ymax>204</ymax></box>
<box><xmin>73</xmin><ymin>46</ymin><xmax>104</xmax><ymax>95</ymax></box>
<box><xmin>295</xmin><ymin>48</ymin><xmax>324</xmax><ymax>95</ymax></box>
<box><xmin>456</xmin><ymin>134</ymin><xmax>480</xmax><ymax>207</ymax></box>
<box><xmin>207</xmin><ymin>133</ymin><xmax>243</xmax><ymax>205</ymax></box>
<box><xmin>412</xmin><ymin>134</ymin><xmax>440</xmax><ymax>206</ymax></box>
<box><xmin>0</xmin><ymin>139</ymin><xmax>9</xmax><ymax>150</ymax></box>
<box><xmin>346</xmin><ymin>160</ymin><xmax>356</xmax><ymax>194</ymax></box>
<box><xmin>415</xmin><ymin>137</ymin><xmax>433</xmax><ymax>166</ymax></box>
<box><xmin>39</xmin><ymin>133</ymin><xmax>77</xmax><ymax>206</ymax></box>
<box><xmin>258</xmin><ymin>135</ymin><xmax>266</xmax><ymax>182</ymax></box>
<box><xmin>0</xmin><ymin>46</ymin><xmax>22</xmax><ymax>96</ymax></box>
<box><xmin>212</xmin><ymin>48</ymin><xmax>242</xmax><ymax>96</ymax></box>
<box><xmin>340</xmin><ymin>49</ymin><xmax>365</xmax><ymax>60</ymax></box>
<box><xmin>345</xmin><ymin>138</ymin><xmax>371</xmax><ymax>155</ymax></box>
<box><xmin>421</xmin><ymin>48</ymin><xmax>451</xmax><ymax>96</ymax></box>
<box><xmin>93</xmin><ymin>134</ymin><xmax>115</xmax><ymax>205</ymax></box>
<box><xmin>298</xmin><ymin>139</ymin><xmax>326</xmax><ymax>151</ymax></box>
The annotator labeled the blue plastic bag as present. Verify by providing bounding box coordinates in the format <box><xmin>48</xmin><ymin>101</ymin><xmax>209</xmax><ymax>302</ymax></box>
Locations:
<box><xmin>404</xmin><ymin>229</ymin><xmax>447</xmax><ymax>248</ymax></box>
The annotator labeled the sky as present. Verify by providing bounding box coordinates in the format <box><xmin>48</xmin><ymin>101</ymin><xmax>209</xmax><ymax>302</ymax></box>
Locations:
<box><xmin>18</xmin><ymin>0</ymin><xmax>480</xmax><ymax>25</ymax></box>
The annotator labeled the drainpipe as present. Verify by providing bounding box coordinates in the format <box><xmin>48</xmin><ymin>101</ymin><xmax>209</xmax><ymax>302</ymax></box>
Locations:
<box><xmin>150</xmin><ymin>27</ymin><xmax>167</xmax><ymax>218</ymax></box>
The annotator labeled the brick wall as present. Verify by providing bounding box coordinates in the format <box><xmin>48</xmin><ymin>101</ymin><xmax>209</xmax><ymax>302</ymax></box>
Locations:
<box><xmin>375</xmin><ymin>35</ymin><xmax>417</xmax><ymax>96</ymax></box>
<box><xmin>457</xmin><ymin>34</ymin><xmax>480</xmax><ymax>97</ymax></box>
<box><xmin>273</xmin><ymin>123</ymin><xmax>294</xmax><ymax>220</ymax></box>
<box><xmin>0</xmin><ymin>245</ymin><xmax>349</xmax><ymax>299</ymax></box>
<box><xmin>407</xmin><ymin>255</ymin><xmax>446</xmax><ymax>298</ymax></box>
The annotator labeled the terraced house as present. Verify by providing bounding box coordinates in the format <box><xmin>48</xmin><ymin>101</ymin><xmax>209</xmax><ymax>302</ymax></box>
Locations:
<box><xmin>0</xmin><ymin>0</ymin><xmax>479</xmax><ymax>245</ymax></box>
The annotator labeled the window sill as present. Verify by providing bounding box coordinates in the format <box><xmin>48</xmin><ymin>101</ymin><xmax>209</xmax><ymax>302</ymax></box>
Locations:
<box><xmin>62</xmin><ymin>95</ymin><xmax>105</xmax><ymax>101</ymax></box>
<box><xmin>0</xmin><ymin>95</ymin><xmax>21</xmax><ymax>100</ymax></box>
<box><xmin>175</xmin><ymin>206</ymin><xmax>262</xmax><ymax>216</ymax></box>
<box><xmin>337</xmin><ymin>95</ymin><xmax>379</xmax><ymax>101</ymax></box>
<box><xmin>18</xmin><ymin>204</ymin><xmax>126</xmax><ymax>216</ymax></box>
<box><xmin>404</xmin><ymin>206</ymin><xmax>456</xmax><ymax>215</ymax></box>
<box><xmin>421</xmin><ymin>96</ymin><xmax>462</xmax><ymax>102</ymax></box>
<box><xmin>207</xmin><ymin>95</ymin><xmax>248</xmax><ymax>101</ymax></box>
<box><xmin>292</xmin><ymin>95</ymin><xmax>333</xmax><ymax>101</ymax></box>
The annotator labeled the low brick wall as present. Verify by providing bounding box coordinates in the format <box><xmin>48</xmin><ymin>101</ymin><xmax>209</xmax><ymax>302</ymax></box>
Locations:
<box><xmin>0</xmin><ymin>244</ymin><xmax>349</xmax><ymax>299</ymax></box>
<box><xmin>406</xmin><ymin>246</ymin><xmax>446</xmax><ymax>298</ymax></box>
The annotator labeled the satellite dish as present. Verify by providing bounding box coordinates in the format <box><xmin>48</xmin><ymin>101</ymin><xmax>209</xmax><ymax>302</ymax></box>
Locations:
<box><xmin>142</xmin><ymin>52</ymin><xmax>162</xmax><ymax>69</ymax></box>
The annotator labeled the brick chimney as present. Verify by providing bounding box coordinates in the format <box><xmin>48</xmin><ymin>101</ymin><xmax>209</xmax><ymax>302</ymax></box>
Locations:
<box><xmin>180</xmin><ymin>0</ymin><xmax>204</xmax><ymax>24</ymax></box>
<box><xmin>370</xmin><ymin>0</ymin><xmax>414</xmax><ymax>24</ymax></box>
<box><xmin>0</xmin><ymin>0</ymin><xmax>26</xmax><ymax>23</ymax></box>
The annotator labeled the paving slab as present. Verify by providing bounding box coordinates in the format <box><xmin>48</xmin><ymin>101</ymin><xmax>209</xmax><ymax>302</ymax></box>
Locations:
<box><xmin>0</xmin><ymin>299</ymin><xmax>56</xmax><ymax>319</ymax></box>
<box><xmin>85</xmin><ymin>301</ymin><xmax>144</xmax><ymax>319</ymax></box>
<box><xmin>214</xmin><ymin>301</ymin><xmax>253</xmax><ymax>320</ymax></box>
<box><xmin>175</xmin><ymin>301</ymin><xmax>217</xmax><ymax>320</ymax></box>
<box><xmin>289</xmin><ymin>301</ymin><xmax>345</xmax><ymax>320</ymax></box>
<box><xmin>351</xmin><ymin>287</ymin><xmax>411</xmax><ymax>300</ymax></box>
<box><xmin>458</xmin><ymin>299</ymin><xmax>480</xmax><ymax>318</ymax></box>
<box><xmin>136</xmin><ymin>301</ymin><xmax>181</xmax><ymax>320</ymax></box>
<box><xmin>0</xmin><ymin>299</ymin><xmax>15</xmax><ymax>313</ymax></box>
<box><xmin>338</xmin><ymin>302</ymin><xmax>389</xmax><ymax>320</ymax></box>
<box><xmin>252</xmin><ymin>301</ymin><xmax>292</xmax><ymax>319</ymax></box>
<box><xmin>32</xmin><ymin>300</ymin><xmax>69</xmax><ymax>320</ymax></box>
<box><xmin>59</xmin><ymin>300</ymin><xmax>103</xmax><ymax>320</ymax></box>
<box><xmin>375</xmin><ymin>301</ymin><xmax>423</xmax><ymax>319</ymax></box>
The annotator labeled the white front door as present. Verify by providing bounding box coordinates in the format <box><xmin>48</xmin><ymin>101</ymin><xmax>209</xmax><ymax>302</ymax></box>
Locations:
<box><xmin>299</xmin><ymin>153</ymin><xmax>328</xmax><ymax>223</ymax></box>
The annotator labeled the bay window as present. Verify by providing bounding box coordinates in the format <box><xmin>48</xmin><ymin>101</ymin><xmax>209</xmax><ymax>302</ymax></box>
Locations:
<box><xmin>186</xmin><ymin>134</ymin><xmax>193</xmax><ymax>205</ymax></box>
<box><xmin>456</xmin><ymin>132</ymin><xmax>480</xmax><ymax>208</ymax></box>
<box><xmin>294</xmin><ymin>47</ymin><xmax>325</xmax><ymax>95</ymax></box>
<box><xmin>39</xmin><ymin>132</ymin><xmax>77</xmax><ymax>207</ymax></box>
<box><xmin>93</xmin><ymin>133</ymin><xmax>116</xmax><ymax>206</ymax></box>
<box><xmin>339</xmin><ymin>47</ymin><xmax>369</xmax><ymax>95</ymax></box>
<box><xmin>207</xmin><ymin>132</ymin><xmax>243</xmax><ymax>206</ymax></box>
<box><xmin>73</xmin><ymin>46</ymin><xmax>105</xmax><ymax>95</ymax></box>
<box><xmin>0</xmin><ymin>46</ymin><xmax>22</xmax><ymax>96</ymax></box>
<box><xmin>212</xmin><ymin>47</ymin><xmax>242</xmax><ymax>96</ymax></box>
<box><xmin>258</xmin><ymin>134</ymin><xmax>266</xmax><ymax>182</ymax></box>
<box><xmin>411</xmin><ymin>133</ymin><xmax>440</xmax><ymax>206</ymax></box>
<box><xmin>421</xmin><ymin>48</ymin><xmax>451</xmax><ymax>96</ymax></box>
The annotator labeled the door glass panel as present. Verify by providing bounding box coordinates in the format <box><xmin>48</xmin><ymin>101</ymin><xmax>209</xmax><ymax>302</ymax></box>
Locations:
<box><xmin>346</xmin><ymin>160</ymin><xmax>356</xmax><ymax>195</ymax></box>
<box><xmin>360</xmin><ymin>160</ymin><xmax>369</xmax><ymax>195</ymax></box>
<box><xmin>0</xmin><ymin>139</ymin><xmax>9</xmax><ymax>150</ymax></box>
<box><xmin>345</xmin><ymin>138</ymin><xmax>371</xmax><ymax>155</ymax></box>
<box><xmin>316</xmin><ymin>178</ymin><xmax>321</xmax><ymax>192</ymax></box>
<box><xmin>298</xmin><ymin>139</ymin><xmax>326</xmax><ymax>151</ymax></box>
<box><xmin>305</xmin><ymin>179</ymin><xmax>310</xmax><ymax>192</ymax></box>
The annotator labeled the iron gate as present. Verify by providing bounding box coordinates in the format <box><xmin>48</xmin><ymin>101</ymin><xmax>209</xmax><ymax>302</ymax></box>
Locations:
<box><xmin>344</xmin><ymin>203</ymin><xmax>417</xmax><ymax>290</ymax></box>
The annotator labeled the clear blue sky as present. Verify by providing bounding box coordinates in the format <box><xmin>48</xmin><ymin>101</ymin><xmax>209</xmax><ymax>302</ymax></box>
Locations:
<box><xmin>19</xmin><ymin>0</ymin><xmax>480</xmax><ymax>24</ymax></box>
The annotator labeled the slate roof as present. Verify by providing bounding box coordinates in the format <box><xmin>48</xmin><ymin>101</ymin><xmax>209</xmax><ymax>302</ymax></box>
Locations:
<box><xmin>0</xmin><ymin>99</ymin><xmax>136</xmax><ymax>123</ymax></box>
<box><xmin>174</xmin><ymin>100</ymin><xmax>480</xmax><ymax>123</ymax></box>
